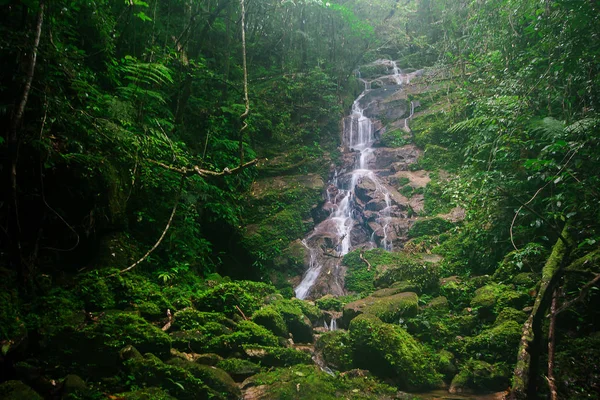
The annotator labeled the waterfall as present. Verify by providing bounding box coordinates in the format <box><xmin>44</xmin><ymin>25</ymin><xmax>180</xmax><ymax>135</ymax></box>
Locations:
<box><xmin>294</xmin><ymin>240</ymin><xmax>321</xmax><ymax>300</ymax></box>
<box><xmin>329</xmin><ymin>318</ymin><xmax>337</xmax><ymax>331</ymax></box>
<box><xmin>294</xmin><ymin>60</ymin><xmax>408</xmax><ymax>300</ymax></box>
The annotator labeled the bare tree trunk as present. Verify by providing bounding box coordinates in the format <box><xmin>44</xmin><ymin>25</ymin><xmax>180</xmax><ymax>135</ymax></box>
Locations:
<box><xmin>7</xmin><ymin>0</ymin><xmax>45</xmax><ymax>284</ymax></box>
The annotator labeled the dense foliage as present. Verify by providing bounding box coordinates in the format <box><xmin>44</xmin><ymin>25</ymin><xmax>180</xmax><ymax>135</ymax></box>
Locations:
<box><xmin>1</xmin><ymin>0</ymin><xmax>599</xmax><ymax>399</ymax></box>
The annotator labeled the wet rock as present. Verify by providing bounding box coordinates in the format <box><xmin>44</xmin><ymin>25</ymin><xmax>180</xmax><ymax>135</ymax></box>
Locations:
<box><xmin>243</xmin><ymin>346</ymin><xmax>312</xmax><ymax>367</ymax></box>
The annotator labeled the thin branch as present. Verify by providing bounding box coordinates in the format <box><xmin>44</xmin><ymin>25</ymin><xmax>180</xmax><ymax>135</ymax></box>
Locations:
<box><xmin>147</xmin><ymin>158</ymin><xmax>261</xmax><ymax>177</ymax></box>
<box><xmin>239</xmin><ymin>0</ymin><xmax>250</xmax><ymax>167</ymax></box>
<box><xmin>555</xmin><ymin>273</ymin><xmax>600</xmax><ymax>315</ymax></box>
<box><xmin>116</xmin><ymin>178</ymin><xmax>184</xmax><ymax>275</ymax></box>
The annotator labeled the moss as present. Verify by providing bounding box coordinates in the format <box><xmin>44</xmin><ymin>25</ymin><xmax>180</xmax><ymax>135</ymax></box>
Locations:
<box><xmin>245</xmin><ymin>364</ymin><xmax>397</xmax><ymax>400</ymax></box>
<box><xmin>244</xmin><ymin>345</ymin><xmax>312</xmax><ymax>367</ymax></box>
<box><xmin>167</xmin><ymin>358</ymin><xmax>241</xmax><ymax>399</ymax></box>
<box><xmin>206</xmin><ymin>320</ymin><xmax>280</xmax><ymax>356</ymax></box>
<box><xmin>494</xmin><ymin>307</ymin><xmax>528</xmax><ymax>325</ymax></box>
<box><xmin>343</xmin><ymin>292</ymin><xmax>419</xmax><ymax>325</ymax></box>
<box><xmin>463</xmin><ymin>320</ymin><xmax>521</xmax><ymax>363</ymax></box>
<box><xmin>87</xmin><ymin>311</ymin><xmax>172</xmax><ymax>356</ymax></box>
<box><xmin>193</xmin><ymin>281</ymin><xmax>278</xmax><ymax>317</ymax></box>
<box><xmin>419</xmin><ymin>144</ymin><xmax>461</xmax><ymax>171</ymax></box>
<box><xmin>315</xmin><ymin>295</ymin><xmax>344</xmax><ymax>311</ymax></box>
<box><xmin>492</xmin><ymin>243</ymin><xmax>548</xmax><ymax>283</ymax></box>
<box><xmin>216</xmin><ymin>358</ymin><xmax>262</xmax><ymax>382</ymax></box>
<box><xmin>315</xmin><ymin>330</ymin><xmax>353</xmax><ymax>371</ymax></box>
<box><xmin>170</xmin><ymin>330</ymin><xmax>210</xmax><ymax>353</ymax></box>
<box><xmin>436</xmin><ymin>350</ymin><xmax>457</xmax><ymax>380</ymax></box>
<box><xmin>471</xmin><ymin>283</ymin><xmax>530</xmax><ymax>320</ymax></box>
<box><xmin>349</xmin><ymin>314</ymin><xmax>441</xmax><ymax>390</ymax></box>
<box><xmin>0</xmin><ymin>380</ymin><xmax>43</xmax><ymax>400</ymax></box>
<box><xmin>116</xmin><ymin>387</ymin><xmax>177</xmax><ymax>400</ymax></box>
<box><xmin>449</xmin><ymin>360</ymin><xmax>510</xmax><ymax>393</ymax></box>
<box><xmin>344</xmin><ymin>248</ymin><xmax>439</xmax><ymax>294</ymax></box>
<box><xmin>172</xmin><ymin>308</ymin><xmax>232</xmax><ymax>331</ymax></box>
<box><xmin>252</xmin><ymin>306</ymin><xmax>288</xmax><ymax>337</ymax></box>
<box><xmin>0</xmin><ymin>288</ymin><xmax>25</xmax><ymax>341</ymax></box>
<box><xmin>124</xmin><ymin>353</ymin><xmax>217</xmax><ymax>400</ymax></box>
<box><xmin>290</xmin><ymin>298</ymin><xmax>322</xmax><ymax>324</ymax></box>
<box><xmin>408</xmin><ymin>217</ymin><xmax>454</xmax><ymax>239</ymax></box>
<box><xmin>511</xmin><ymin>272</ymin><xmax>538</xmax><ymax>287</ymax></box>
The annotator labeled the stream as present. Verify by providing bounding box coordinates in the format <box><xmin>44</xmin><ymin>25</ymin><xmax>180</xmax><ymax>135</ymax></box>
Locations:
<box><xmin>294</xmin><ymin>60</ymin><xmax>420</xmax><ymax>301</ymax></box>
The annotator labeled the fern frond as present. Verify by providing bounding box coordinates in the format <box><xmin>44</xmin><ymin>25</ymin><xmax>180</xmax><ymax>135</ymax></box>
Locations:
<box><xmin>447</xmin><ymin>116</ymin><xmax>495</xmax><ymax>135</ymax></box>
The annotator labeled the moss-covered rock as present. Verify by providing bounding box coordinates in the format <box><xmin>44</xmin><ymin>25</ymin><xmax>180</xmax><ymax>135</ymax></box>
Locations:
<box><xmin>193</xmin><ymin>281</ymin><xmax>277</xmax><ymax>317</ymax></box>
<box><xmin>124</xmin><ymin>353</ymin><xmax>217</xmax><ymax>400</ymax></box>
<box><xmin>425</xmin><ymin>296</ymin><xmax>449</xmax><ymax>311</ymax></box>
<box><xmin>216</xmin><ymin>358</ymin><xmax>262</xmax><ymax>382</ymax></box>
<box><xmin>470</xmin><ymin>284</ymin><xmax>529</xmax><ymax>320</ymax></box>
<box><xmin>241</xmin><ymin>364</ymin><xmax>397</xmax><ymax>400</ymax></box>
<box><xmin>251</xmin><ymin>306</ymin><xmax>289</xmax><ymax>337</ymax></box>
<box><xmin>463</xmin><ymin>320</ymin><xmax>521</xmax><ymax>362</ymax></box>
<box><xmin>170</xmin><ymin>330</ymin><xmax>210</xmax><ymax>354</ymax></box>
<box><xmin>315</xmin><ymin>330</ymin><xmax>353</xmax><ymax>371</ymax></box>
<box><xmin>172</xmin><ymin>309</ymin><xmax>233</xmax><ymax>331</ymax></box>
<box><xmin>315</xmin><ymin>295</ymin><xmax>344</xmax><ymax>311</ymax></box>
<box><xmin>167</xmin><ymin>358</ymin><xmax>241</xmax><ymax>399</ymax></box>
<box><xmin>436</xmin><ymin>350</ymin><xmax>457</xmax><ymax>381</ymax></box>
<box><xmin>116</xmin><ymin>387</ymin><xmax>177</xmax><ymax>400</ymax></box>
<box><xmin>342</xmin><ymin>292</ymin><xmax>418</xmax><ymax>326</ymax></box>
<box><xmin>195</xmin><ymin>353</ymin><xmax>224</xmax><ymax>366</ymax></box>
<box><xmin>87</xmin><ymin>311</ymin><xmax>172</xmax><ymax>356</ymax></box>
<box><xmin>0</xmin><ymin>380</ymin><xmax>42</xmax><ymax>400</ymax></box>
<box><xmin>348</xmin><ymin>314</ymin><xmax>441</xmax><ymax>390</ymax></box>
<box><xmin>494</xmin><ymin>307</ymin><xmax>527</xmax><ymax>325</ymax></box>
<box><xmin>243</xmin><ymin>345</ymin><xmax>312</xmax><ymax>367</ymax></box>
<box><xmin>206</xmin><ymin>320</ymin><xmax>280</xmax><ymax>356</ymax></box>
<box><xmin>290</xmin><ymin>298</ymin><xmax>322</xmax><ymax>324</ymax></box>
<box><xmin>449</xmin><ymin>360</ymin><xmax>509</xmax><ymax>393</ymax></box>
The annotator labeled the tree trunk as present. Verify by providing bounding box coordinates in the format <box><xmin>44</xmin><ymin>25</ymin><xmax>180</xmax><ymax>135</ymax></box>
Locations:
<box><xmin>7</xmin><ymin>0</ymin><xmax>45</xmax><ymax>285</ymax></box>
<box><xmin>507</xmin><ymin>224</ymin><xmax>571</xmax><ymax>399</ymax></box>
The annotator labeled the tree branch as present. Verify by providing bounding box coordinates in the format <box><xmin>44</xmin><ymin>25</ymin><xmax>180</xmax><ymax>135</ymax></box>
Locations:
<box><xmin>116</xmin><ymin>177</ymin><xmax>184</xmax><ymax>275</ymax></box>
<box><xmin>147</xmin><ymin>158</ymin><xmax>261</xmax><ymax>177</ymax></box>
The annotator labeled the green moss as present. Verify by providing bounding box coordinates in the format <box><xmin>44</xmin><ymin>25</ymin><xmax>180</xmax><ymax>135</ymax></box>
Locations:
<box><xmin>216</xmin><ymin>358</ymin><xmax>262</xmax><ymax>382</ymax></box>
<box><xmin>463</xmin><ymin>320</ymin><xmax>521</xmax><ymax>362</ymax></box>
<box><xmin>343</xmin><ymin>292</ymin><xmax>419</xmax><ymax>325</ymax></box>
<box><xmin>315</xmin><ymin>295</ymin><xmax>344</xmax><ymax>312</ymax></box>
<box><xmin>449</xmin><ymin>360</ymin><xmax>509</xmax><ymax>393</ymax></box>
<box><xmin>344</xmin><ymin>248</ymin><xmax>439</xmax><ymax>294</ymax></box>
<box><xmin>349</xmin><ymin>314</ymin><xmax>441</xmax><ymax>390</ymax></box>
<box><xmin>408</xmin><ymin>217</ymin><xmax>454</xmax><ymax>239</ymax></box>
<box><xmin>289</xmin><ymin>298</ymin><xmax>322</xmax><ymax>324</ymax></box>
<box><xmin>436</xmin><ymin>350</ymin><xmax>457</xmax><ymax>380</ymax></box>
<box><xmin>419</xmin><ymin>144</ymin><xmax>461</xmax><ymax>171</ymax></box>
<box><xmin>495</xmin><ymin>307</ymin><xmax>527</xmax><ymax>325</ymax></box>
<box><xmin>167</xmin><ymin>358</ymin><xmax>241</xmax><ymax>399</ymax></box>
<box><xmin>193</xmin><ymin>281</ymin><xmax>278</xmax><ymax>316</ymax></box>
<box><xmin>471</xmin><ymin>283</ymin><xmax>529</xmax><ymax>319</ymax></box>
<box><xmin>0</xmin><ymin>380</ymin><xmax>43</xmax><ymax>400</ymax></box>
<box><xmin>252</xmin><ymin>306</ymin><xmax>288</xmax><ymax>337</ymax></box>
<box><xmin>206</xmin><ymin>320</ymin><xmax>280</xmax><ymax>356</ymax></box>
<box><xmin>244</xmin><ymin>345</ymin><xmax>312</xmax><ymax>367</ymax></box>
<box><xmin>246</xmin><ymin>364</ymin><xmax>397</xmax><ymax>399</ymax></box>
<box><xmin>116</xmin><ymin>387</ymin><xmax>177</xmax><ymax>400</ymax></box>
<box><xmin>124</xmin><ymin>353</ymin><xmax>217</xmax><ymax>400</ymax></box>
<box><xmin>172</xmin><ymin>308</ymin><xmax>232</xmax><ymax>331</ymax></box>
<box><xmin>315</xmin><ymin>331</ymin><xmax>353</xmax><ymax>371</ymax></box>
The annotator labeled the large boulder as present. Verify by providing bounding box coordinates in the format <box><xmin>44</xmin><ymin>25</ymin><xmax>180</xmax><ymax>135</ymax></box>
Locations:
<box><xmin>349</xmin><ymin>314</ymin><xmax>441</xmax><ymax>390</ymax></box>
<box><xmin>449</xmin><ymin>360</ymin><xmax>509</xmax><ymax>394</ymax></box>
<box><xmin>342</xmin><ymin>292</ymin><xmax>418</xmax><ymax>326</ymax></box>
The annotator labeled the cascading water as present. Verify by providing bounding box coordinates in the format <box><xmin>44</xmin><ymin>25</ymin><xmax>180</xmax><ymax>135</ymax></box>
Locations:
<box><xmin>294</xmin><ymin>60</ymin><xmax>411</xmax><ymax>300</ymax></box>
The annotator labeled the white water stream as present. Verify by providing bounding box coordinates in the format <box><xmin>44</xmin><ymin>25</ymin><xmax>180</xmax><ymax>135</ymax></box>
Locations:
<box><xmin>294</xmin><ymin>61</ymin><xmax>405</xmax><ymax>300</ymax></box>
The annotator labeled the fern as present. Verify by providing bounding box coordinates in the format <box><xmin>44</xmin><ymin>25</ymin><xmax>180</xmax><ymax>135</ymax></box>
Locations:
<box><xmin>447</xmin><ymin>116</ymin><xmax>496</xmax><ymax>135</ymax></box>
